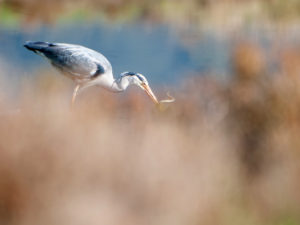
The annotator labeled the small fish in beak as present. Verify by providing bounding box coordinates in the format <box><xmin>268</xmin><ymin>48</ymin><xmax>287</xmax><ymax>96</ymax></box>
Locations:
<box><xmin>159</xmin><ymin>92</ymin><xmax>175</xmax><ymax>103</ymax></box>
<box><xmin>141</xmin><ymin>83</ymin><xmax>175</xmax><ymax>106</ymax></box>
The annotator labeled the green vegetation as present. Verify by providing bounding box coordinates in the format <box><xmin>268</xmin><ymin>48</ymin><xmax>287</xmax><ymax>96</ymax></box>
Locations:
<box><xmin>0</xmin><ymin>4</ymin><xmax>20</xmax><ymax>27</ymax></box>
<box><xmin>2</xmin><ymin>0</ymin><xmax>300</xmax><ymax>28</ymax></box>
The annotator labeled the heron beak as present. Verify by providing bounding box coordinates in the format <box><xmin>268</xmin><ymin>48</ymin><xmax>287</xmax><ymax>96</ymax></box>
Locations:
<box><xmin>141</xmin><ymin>83</ymin><xmax>159</xmax><ymax>105</ymax></box>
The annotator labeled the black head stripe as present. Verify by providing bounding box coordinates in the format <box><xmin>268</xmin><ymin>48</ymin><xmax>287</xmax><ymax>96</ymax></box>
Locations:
<box><xmin>136</xmin><ymin>74</ymin><xmax>144</xmax><ymax>82</ymax></box>
<box><xmin>127</xmin><ymin>72</ymin><xmax>136</xmax><ymax>76</ymax></box>
<box><xmin>121</xmin><ymin>72</ymin><xmax>135</xmax><ymax>77</ymax></box>
<box><xmin>122</xmin><ymin>72</ymin><xmax>144</xmax><ymax>82</ymax></box>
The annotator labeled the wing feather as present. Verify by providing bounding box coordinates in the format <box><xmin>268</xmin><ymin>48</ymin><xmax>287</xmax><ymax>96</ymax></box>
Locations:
<box><xmin>33</xmin><ymin>43</ymin><xmax>112</xmax><ymax>81</ymax></box>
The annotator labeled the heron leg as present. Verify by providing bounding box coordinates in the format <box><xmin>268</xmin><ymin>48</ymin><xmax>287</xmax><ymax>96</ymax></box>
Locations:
<box><xmin>72</xmin><ymin>84</ymin><xmax>81</xmax><ymax>106</ymax></box>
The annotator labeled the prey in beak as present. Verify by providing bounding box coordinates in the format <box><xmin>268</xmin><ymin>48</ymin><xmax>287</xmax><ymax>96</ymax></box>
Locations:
<box><xmin>141</xmin><ymin>83</ymin><xmax>159</xmax><ymax>105</ymax></box>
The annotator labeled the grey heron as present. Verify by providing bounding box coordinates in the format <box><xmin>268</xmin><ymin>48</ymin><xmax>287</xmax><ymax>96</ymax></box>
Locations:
<box><xmin>24</xmin><ymin>41</ymin><xmax>174</xmax><ymax>106</ymax></box>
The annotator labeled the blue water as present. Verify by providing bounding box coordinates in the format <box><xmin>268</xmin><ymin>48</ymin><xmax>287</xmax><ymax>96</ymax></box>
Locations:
<box><xmin>0</xmin><ymin>22</ymin><xmax>231</xmax><ymax>87</ymax></box>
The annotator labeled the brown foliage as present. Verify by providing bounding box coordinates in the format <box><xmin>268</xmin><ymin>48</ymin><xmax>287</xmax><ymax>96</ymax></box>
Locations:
<box><xmin>1</xmin><ymin>42</ymin><xmax>300</xmax><ymax>224</ymax></box>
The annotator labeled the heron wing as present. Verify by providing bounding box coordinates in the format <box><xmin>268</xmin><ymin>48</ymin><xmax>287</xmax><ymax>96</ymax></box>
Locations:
<box><xmin>31</xmin><ymin>42</ymin><xmax>112</xmax><ymax>80</ymax></box>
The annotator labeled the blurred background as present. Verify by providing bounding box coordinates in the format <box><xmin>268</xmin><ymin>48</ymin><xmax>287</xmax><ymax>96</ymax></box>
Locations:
<box><xmin>1</xmin><ymin>0</ymin><xmax>300</xmax><ymax>225</ymax></box>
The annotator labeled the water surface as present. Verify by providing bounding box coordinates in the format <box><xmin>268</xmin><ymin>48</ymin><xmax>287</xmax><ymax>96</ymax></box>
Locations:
<box><xmin>0</xmin><ymin>22</ymin><xmax>232</xmax><ymax>87</ymax></box>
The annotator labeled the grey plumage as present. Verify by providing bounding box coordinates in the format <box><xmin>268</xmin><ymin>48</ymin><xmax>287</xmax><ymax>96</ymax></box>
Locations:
<box><xmin>24</xmin><ymin>41</ymin><xmax>110</xmax><ymax>82</ymax></box>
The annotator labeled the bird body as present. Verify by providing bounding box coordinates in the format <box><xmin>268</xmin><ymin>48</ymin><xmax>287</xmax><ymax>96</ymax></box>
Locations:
<box><xmin>25</xmin><ymin>42</ymin><xmax>112</xmax><ymax>85</ymax></box>
<box><xmin>24</xmin><ymin>41</ymin><xmax>174</xmax><ymax>105</ymax></box>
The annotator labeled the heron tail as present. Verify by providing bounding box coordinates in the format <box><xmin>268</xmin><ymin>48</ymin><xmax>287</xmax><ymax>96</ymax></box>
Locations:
<box><xmin>23</xmin><ymin>41</ymin><xmax>52</xmax><ymax>52</ymax></box>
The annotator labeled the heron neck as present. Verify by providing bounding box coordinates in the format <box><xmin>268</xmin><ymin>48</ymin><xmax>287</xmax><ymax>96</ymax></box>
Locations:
<box><xmin>110</xmin><ymin>75</ymin><xmax>130</xmax><ymax>92</ymax></box>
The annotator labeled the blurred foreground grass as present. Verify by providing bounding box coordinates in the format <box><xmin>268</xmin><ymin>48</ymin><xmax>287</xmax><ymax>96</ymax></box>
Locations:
<box><xmin>0</xmin><ymin>42</ymin><xmax>300</xmax><ymax>225</ymax></box>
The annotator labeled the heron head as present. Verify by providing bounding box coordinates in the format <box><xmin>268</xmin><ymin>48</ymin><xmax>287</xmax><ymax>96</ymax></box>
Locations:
<box><xmin>121</xmin><ymin>72</ymin><xmax>159</xmax><ymax>104</ymax></box>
